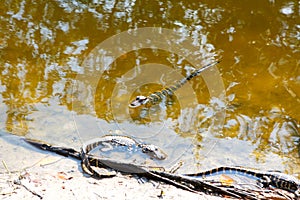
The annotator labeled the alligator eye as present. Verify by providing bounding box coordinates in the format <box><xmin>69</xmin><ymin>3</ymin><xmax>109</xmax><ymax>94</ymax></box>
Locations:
<box><xmin>142</xmin><ymin>148</ymin><xmax>149</xmax><ymax>153</ymax></box>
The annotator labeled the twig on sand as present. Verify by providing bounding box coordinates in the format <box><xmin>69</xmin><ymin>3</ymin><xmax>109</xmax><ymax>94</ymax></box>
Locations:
<box><xmin>1</xmin><ymin>159</ymin><xmax>17</xmax><ymax>195</ymax></box>
<box><xmin>2</xmin><ymin>159</ymin><xmax>43</xmax><ymax>199</ymax></box>
<box><xmin>13</xmin><ymin>177</ymin><xmax>43</xmax><ymax>199</ymax></box>
<box><xmin>2</xmin><ymin>160</ymin><xmax>10</xmax><ymax>175</ymax></box>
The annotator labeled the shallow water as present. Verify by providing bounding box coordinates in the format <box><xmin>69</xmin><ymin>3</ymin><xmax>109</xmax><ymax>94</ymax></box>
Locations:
<box><xmin>0</xmin><ymin>0</ymin><xmax>299</xmax><ymax>176</ymax></box>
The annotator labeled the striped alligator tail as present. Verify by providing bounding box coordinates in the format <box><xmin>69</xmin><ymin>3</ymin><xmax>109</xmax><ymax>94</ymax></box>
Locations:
<box><xmin>184</xmin><ymin>166</ymin><xmax>300</xmax><ymax>196</ymax></box>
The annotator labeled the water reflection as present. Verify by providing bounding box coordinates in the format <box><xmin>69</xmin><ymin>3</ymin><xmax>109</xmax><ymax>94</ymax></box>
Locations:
<box><xmin>0</xmin><ymin>0</ymin><xmax>299</xmax><ymax>174</ymax></box>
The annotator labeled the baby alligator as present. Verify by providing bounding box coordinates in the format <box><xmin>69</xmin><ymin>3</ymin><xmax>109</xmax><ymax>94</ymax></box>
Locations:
<box><xmin>25</xmin><ymin>139</ymin><xmax>299</xmax><ymax>198</ymax></box>
<box><xmin>80</xmin><ymin>135</ymin><xmax>167</xmax><ymax>176</ymax></box>
<box><xmin>25</xmin><ymin>135</ymin><xmax>167</xmax><ymax>177</ymax></box>
<box><xmin>129</xmin><ymin>60</ymin><xmax>220</xmax><ymax>108</ymax></box>
<box><xmin>184</xmin><ymin>166</ymin><xmax>300</xmax><ymax>196</ymax></box>
<box><xmin>24</xmin><ymin>138</ymin><xmax>245</xmax><ymax>198</ymax></box>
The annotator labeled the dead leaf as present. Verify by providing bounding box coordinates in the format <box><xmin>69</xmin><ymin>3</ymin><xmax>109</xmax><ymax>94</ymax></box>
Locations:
<box><xmin>57</xmin><ymin>172</ymin><xmax>73</xmax><ymax>180</ymax></box>
<box><xmin>220</xmin><ymin>174</ymin><xmax>235</xmax><ymax>186</ymax></box>
<box><xmin>37</xmin><ymin>156</ymin><xmax>60</xmax><ymax>166</ymax></box>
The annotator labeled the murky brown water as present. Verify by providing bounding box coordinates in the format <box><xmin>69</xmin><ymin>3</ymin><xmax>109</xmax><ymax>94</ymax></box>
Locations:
<box><xmin>0</xmin><ymin>0</ymin><xmax>299</xmax><ymax>175</ymax></box>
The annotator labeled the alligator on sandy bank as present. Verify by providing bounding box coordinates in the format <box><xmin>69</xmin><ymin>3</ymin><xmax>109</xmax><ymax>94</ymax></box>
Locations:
<box><xmin>25</xmin><ymin>135</ymin><xmax>300</xmax><ymax>199</ymax></box>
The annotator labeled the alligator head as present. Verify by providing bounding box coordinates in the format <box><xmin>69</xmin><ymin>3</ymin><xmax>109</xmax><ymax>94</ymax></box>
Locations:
<box><xmin>140</xmin><ymin>144</ymin><xmax>167</xmax><ymax>160</ymax></box>
<box><xmin>129</xmin><ymin>95</ymin><xmax>149</xmax><ymax>108</ymax></box>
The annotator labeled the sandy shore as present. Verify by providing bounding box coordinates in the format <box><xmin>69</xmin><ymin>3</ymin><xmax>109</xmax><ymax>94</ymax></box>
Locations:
<box><xmin>0</xmin><ymin>131</ymin><xmax>224</xmax><ymax>200</ymax></box>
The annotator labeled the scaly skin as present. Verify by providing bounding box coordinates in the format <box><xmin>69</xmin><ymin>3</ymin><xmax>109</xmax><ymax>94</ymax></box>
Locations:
<box><xmin>129</xmin><ymin>60</ymin><xmax>220</xmax><ymax>108</ymax></box>
<box><xmin>80</xmin><ymin>135</ymin><xmax>167</xmax><ymax>176</ymax></box>
<box><xmin>184</xmin><ymin>166</ymin><xmax>300</xmax><ymax>195</ymax></box>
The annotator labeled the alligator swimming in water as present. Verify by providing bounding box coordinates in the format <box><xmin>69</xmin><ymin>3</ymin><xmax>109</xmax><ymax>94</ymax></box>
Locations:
<box><xmin>129</xmin><ymin>60</ymin><xmax>220</xmax><ymax>108</ymax></box>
